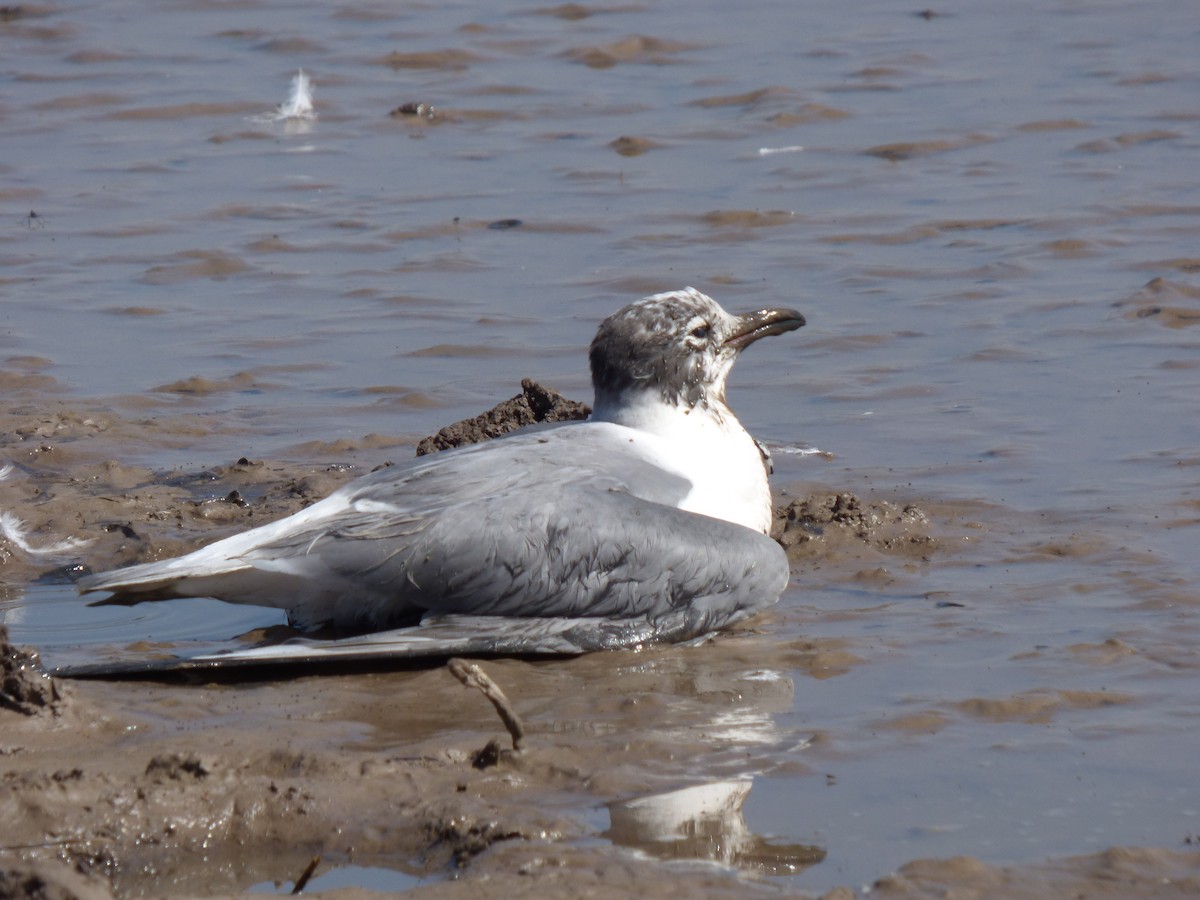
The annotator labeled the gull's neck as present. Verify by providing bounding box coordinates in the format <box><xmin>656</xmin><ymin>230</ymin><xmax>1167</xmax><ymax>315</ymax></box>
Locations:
<box><xmin>590</xmin><ymin>389</ymin><xmax>735</xmax><ymax>437</ymax></box>
<box><xmin>590</xmin><ymin>389</ymin><xmax>774</xmax><ymax>534</ymax></box>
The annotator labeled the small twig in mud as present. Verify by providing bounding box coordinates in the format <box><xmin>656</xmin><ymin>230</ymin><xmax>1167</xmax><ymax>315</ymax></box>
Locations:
<box><xmin>0</xmin><ymin>838</ymin><xmax>91</xmax><ymax>851</ymax></box>
<box><xmin>447</xmin><ymin>658</ymin><xmax>526</xmax><ymax>752</ymax></box>
<box><xmin>291</xmin><ymin>855</ymin><xmax>321</xmax><ymax>894</ymax></box>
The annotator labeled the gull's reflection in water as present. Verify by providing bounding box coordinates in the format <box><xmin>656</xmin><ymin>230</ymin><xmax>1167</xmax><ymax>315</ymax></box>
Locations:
<box><xmin>606</xmin><ymin>779</ymin><xmax>824</xmax><ymax>876</ymax></box>
<box><xmin>600</xmin><ymin>651</ymin><xmax>823</xmax><ymax>875</ymax></box>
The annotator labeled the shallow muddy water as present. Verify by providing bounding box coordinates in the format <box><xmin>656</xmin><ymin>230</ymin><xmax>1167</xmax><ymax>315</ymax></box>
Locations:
<box><xmin>2</xmin><ymin>0</ymin><xmax>1199</xmax><ymax>896</ymax></box>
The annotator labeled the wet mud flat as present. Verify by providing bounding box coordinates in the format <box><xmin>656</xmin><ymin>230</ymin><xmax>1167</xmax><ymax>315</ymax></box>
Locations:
<box><xmin>2</xmin><ymin>392</ymin><xmax>1199</xmax><ymax>899</ymax></box>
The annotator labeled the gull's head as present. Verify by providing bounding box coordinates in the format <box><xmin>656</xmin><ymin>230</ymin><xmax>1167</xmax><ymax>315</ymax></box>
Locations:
<box><xmin>589</xmin><ymin>287</ymin><xmax>805</xmax><ymax>414</ymax></box>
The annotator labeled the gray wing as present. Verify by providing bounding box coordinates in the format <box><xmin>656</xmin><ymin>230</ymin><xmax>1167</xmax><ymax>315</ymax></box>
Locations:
<box><xmin>81</xmin><ymin>424</ymin><xmax>695</xmax><ymax>627</ymax></box>
<box><xmin>278</xmin><ymin>482</ymin><xmax>788</xmax><ymax>627</ymax></box>
<box><xmin>61</xmin><ymin>496</ymin><xmax>787</xmax><ymax>678</ymax></box>
<box><xmin>253</xmin><ymin>424</ymin><xmax>720</xmax><ymax>630</ymax></box>
<box><xmin>78</xmin><ymin>422</ymin><xmax>786</xmax><ymax>642</ymax></box>
<box><xmin>65</xmin><ymin>422</ymin><xmax>796</xmax><ymax>676</ymax></box>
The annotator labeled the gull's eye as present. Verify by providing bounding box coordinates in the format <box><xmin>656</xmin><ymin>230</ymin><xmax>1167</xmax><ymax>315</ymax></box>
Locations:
<box><xmin>689</xmin><ymin>322</ymin><xmax>711</xmax><ymax>341</ymax></box>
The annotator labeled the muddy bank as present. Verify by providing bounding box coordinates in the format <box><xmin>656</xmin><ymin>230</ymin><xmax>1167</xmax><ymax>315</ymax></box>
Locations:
<box><xmin>7</xmin><ymin>619</ymin><xmax>1198</xmax><ymax>899</ymax></box>
<box><xmin>1</xmin><ymin>388</ymin><xmax>1195</xmax><ymax>898</ymax></box>
<box><xmin>5</xmin><ymin>644</ymin><xmax>1198</xmax><ymax>900</ymax></box>
<box><xmin>0</xmin><ymin>620</ymin><xmax>843</xmax><ymax>897</ymax></box>
<box><xmin>0</xmin><ymin>385</ymin><xmax>914</xmax><ymax>897</ymax></box>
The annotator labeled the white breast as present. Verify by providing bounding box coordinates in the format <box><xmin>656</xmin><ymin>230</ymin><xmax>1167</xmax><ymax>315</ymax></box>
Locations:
<box><xmin>590</xmin><ymin>397</ymin><xmax>773</xmax><ymax>534</ymax></box>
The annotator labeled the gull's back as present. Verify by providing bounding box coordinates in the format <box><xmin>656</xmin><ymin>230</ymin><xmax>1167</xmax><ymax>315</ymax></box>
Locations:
<box><xmin>79</xmin><ymin>420</ymin><xmax>789</xmax><ymax>637</ymax></box>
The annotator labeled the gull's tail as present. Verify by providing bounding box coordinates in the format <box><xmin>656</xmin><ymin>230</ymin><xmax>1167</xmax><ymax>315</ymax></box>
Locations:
<box><xmin>77</xmin><ymin>556</ymin><xmax>228</xmax><ymax>603</ymax></box>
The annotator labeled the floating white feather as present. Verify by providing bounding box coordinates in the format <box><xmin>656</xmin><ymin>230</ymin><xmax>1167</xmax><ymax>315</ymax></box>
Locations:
<box><xmin>0</xmin><ymin>512</ymin><xmax>91</xmax><ymax>557</ymax></box>
<box><xmin>274</xmin><ymin>69</ymin><xmax>316</xmax><ymax>121</ymax></box>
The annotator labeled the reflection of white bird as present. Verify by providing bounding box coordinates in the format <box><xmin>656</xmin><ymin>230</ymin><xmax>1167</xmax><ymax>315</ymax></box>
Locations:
<box><xmin>73</xmin><ymin>289</ymin><xmax>803</xmax><ymax>671</ymax></box>
<box><xmin>610</xmin><ymin>780</ymin><xmax>755</xmax><ymax>852</ymax></box>
<box><xmin>608</xmin><ymin>779</ymin><xmax>825</xmax><ymax>875</ymax></box>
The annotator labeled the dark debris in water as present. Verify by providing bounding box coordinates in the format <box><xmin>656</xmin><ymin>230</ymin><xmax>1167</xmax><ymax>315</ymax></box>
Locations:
<box><xmin>390</xmin><ymin>101</ymin><xmax>438</xmax><ymax>120</ymax></box>
<box><xmin>610</xmin><ymin>135</ymin><xmax>660</xmax><ymax>156</ymax></box>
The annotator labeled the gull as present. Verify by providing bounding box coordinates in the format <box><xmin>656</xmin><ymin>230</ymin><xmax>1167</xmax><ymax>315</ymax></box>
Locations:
<box><xmin>68</xmin><ymin>288</ymin><xmax>804</xmax><ymax>674</ymax></box>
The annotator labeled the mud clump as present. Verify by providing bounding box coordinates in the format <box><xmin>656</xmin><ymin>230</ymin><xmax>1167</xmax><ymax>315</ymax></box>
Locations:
<box><xmin>0</xmin><ymin>625</ymin><xmax>63</xmax><ymax>717</ymax></box>
<box><xmin>426</xmin><ymin>815</ymin><xmax>526</xmax><ymax>868</ymax></box>
<box><xmin>415</xmin><ymin>379</ymin><xmax>590</xmax><ymax>456</ymax></box>
<box><xmin>143</xmin><ymin>753</ymin><xmax>210</xmax><ymax>781</ymax></box>
<box><xmin>0</xmin><ymin>863</ymin><xmax>116</xmax><ymax>900</ymax></box>
<box><xmin>772</xmin><ymin>491</ymin><xmax>936</xmax><ymax>560</ymax></box>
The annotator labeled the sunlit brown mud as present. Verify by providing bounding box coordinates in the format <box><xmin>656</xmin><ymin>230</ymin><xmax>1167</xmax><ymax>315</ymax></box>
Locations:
<box><xmin>2</xmin><ymin>389</ymin><xmax>1196</xmax><ymax>898</ymax></box>
<box><xmin>0</xmin><ymin>386</ymin><xmax>878</xmax><ymax>895</ymax></box>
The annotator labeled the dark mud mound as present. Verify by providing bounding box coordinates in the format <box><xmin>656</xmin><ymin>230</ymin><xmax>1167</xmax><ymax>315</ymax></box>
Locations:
<box><xmin>1</xmin><ymin>625</ymin><xmax>63</xmax><ymax>717</ymax></box>
<box><xmin>415</xmin><ymin>379</ymin><xmax>590</xmax><ymax>455</ymax></box>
